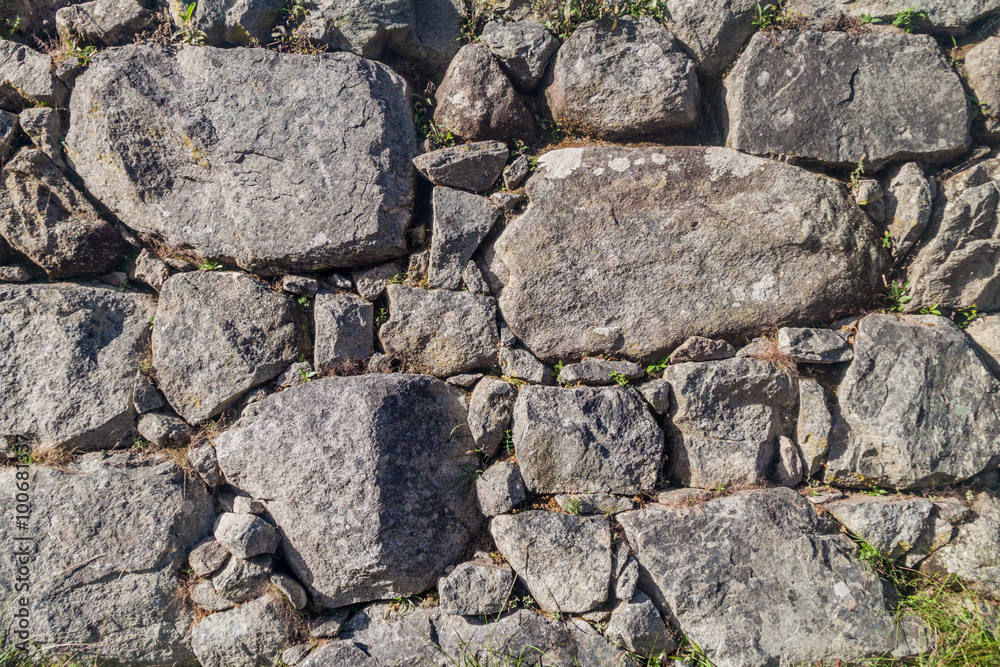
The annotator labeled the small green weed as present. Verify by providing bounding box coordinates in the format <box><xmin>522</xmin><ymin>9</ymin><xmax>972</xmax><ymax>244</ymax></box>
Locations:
<box><xmin>296</xmin><ymin>295</ymin><xmax>311</xmax><ymax>310</ymax></box>
<box><xmin>609</xmin><ymin>371</ymin><xmax>629</xmax><ymax>386</ymax></box>
<box><xmin>645</xmin><ymin>355</ymin><xmax>670</xmax><ymax>375</ymax></box>
<box><xmin>1</xmin><ymin>15</ymin><xmax>20</xmax><ymax>39</ymax></box>
<box><xmin>861</xmin><ymin>12</ymin><xmax>882</xmax><ymax>24</ymax></box>
<box><xmin>882</xmin><ymin>230</ymin><xmax>894</xmax><ymax>250</ymax></box>
<box><xmin>376</xmin><ymin>308</ymin><xmax>389</xmax><ymax>326</ymax></box>
<box><xmin>173</xmin><ymin>2</ymin><xmax>207</xmax><ymax>44</ymax></box>
<box><xmin>885</xmin><ymin>279</ymin><xmax>913</xmax><ymax>313</ymax></box>
<box><xmin>502</xmin><ymin>428</ymin><xmax>514</xmax><ymax>452</ymax></box>
<box><xmin>197</xmin><ymin>260</ymin><xmax>222</xmax><ymax>271</ymax></box>
<box><xmin>849</xmin><ymin>155</ymin><xmax>866</xmax><ymax>192</ymax></box>
<box><xmin>752</xmin><ymin>2</ymin><xmax>788</xmax><ymax>29</ymax></box>
<box><xmin>956</xmin><ymin>304</ymin><xmax>979</xmax><ymax>329</ymax></box>
<box><xmin>865</xmin><ymin>484</ymin><xmax>889</xmax><ymax>496</ymax></box>
<box><xmin>389</xmin><ymin>273</ymin><xmax>405</xmax><ymax>285</ymax></box>
<box><xmin>64</xmin><ymin>38</ymin><xmax>98</xmax><ymax>66</ymax></box>
<box><xmin>298</xmin><ymin>367</ymin><xmax>318</xmax><ymax>382</ymax></box>
<box><xmin>918</xmin><ymin>303</ymin><xmax>942</xmax><ymax>316</ymax></box>
<box><xmin>893</xmin><ymin>7</ymin><xmax>927</xmax><ymax>33</ymax></box>
<box><xmin>563</xmin><ymin>497</ymin><xmax>583</xmax><ymax>515</ymax></box>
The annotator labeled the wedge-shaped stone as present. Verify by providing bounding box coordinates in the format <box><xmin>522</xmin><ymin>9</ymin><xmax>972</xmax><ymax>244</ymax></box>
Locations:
<box><xmin>0</xmin><ymin>41</ymin><xmax>68</xmax><ymax>110</ymax></box>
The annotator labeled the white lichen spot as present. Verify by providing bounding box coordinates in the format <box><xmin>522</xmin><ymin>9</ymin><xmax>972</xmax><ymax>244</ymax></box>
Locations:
<box><xmin>757</xmin><ymin>70</ymin><xmax>771</xmax><ymax>87</ymax></box>
<box><xmin>593</xmin><ymin>326</ymin><xmax>620</xmax><ymax>337</ymax></box>
<box><xmin>833</xmin><ymin>581</ymin><xmax>851</xmax><ymax>598</ymax></box>
<box><xmin>539</xmin><ymin>148</ymin><xmax>584</xmax><ymax>179</ymax></box>
<box><xmin>593</xmin><ymin>167</ymin><xmax>605</xmax><ymax>176</ymax></box>
<box><xmin>750</xmin><ymin>273</ymin><xmax>778</xmax><ymax>302</ymax></box>
<box><xmin>609</xmin><ymin>157</ymin><xmax>631</xmax><ymax>172</ymax></box>
<box><xmin>704</xmin><ymin>147</ymin><xmax>766</xmax><ymax>182</ymax></box>
<box><xmin>634</xmin><ymin>157</ymin><xmax>646</xmax><ymax>166</ymax></box>
<box><xmin>651</xmin><ymin>153</ymin><xmax>667</xmax><ymax>165</ymax></box>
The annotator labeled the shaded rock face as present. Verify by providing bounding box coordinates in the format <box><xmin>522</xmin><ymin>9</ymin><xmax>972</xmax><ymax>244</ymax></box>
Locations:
<box><xmin>725</xmin><ymin>31</ymin><xmax>969</xmax><ymax>171</ymax></box>
<box><xmin>66</xmin><ymin>45</ymin><xmax>415</xmax><ymax>274</ymax></box>
<box><xmin>0</xmin><ymin>284</ymin><xmax>154</xmax><ymax>451</ymax></box>
<box><xmin>923</xmin><ymin>493</ymin><xmax>1000</xmax><ymax>596</ymax></box>
<box><xmin>825</xmin><ymin>315</ymin><xmax>1000</xmax><ymax>489</ymax></box>
<box><xmin>0</xmin><ymin>453</ymin><xmax>215</xmax><ymax>666</ymax></box>
<box><xmin>826</xmin><ymin>496</ymin><xmax>935</xmax><ymax>561</ymax></box>
<box><xmin>786</xmin><ymin>0</ymin><xmax>1000</xmax><ymax>34</ymax></box>
<box><xmin>966</xmin><ymin>37</ymin><xmax>1000</xmax><ymax>142</ymax></box>
<box><xmin>0</xmin><ymin>41</ymin><xmax>68</xmax><ymax>110</ymax></box>
<box><xmin>214</xmin><ymin>375</ymin><xmax>481</xmax><ymax>608</ymax></box>
<box><xmin>545</xmin><ymin>16</ymin><xmax>699</xmax><ymax>138</ymax></box>
<box><xmin>661</xmin><ymin>0</ymin><xmax>758</xmax><ymax>76</ymax></box>
<box><xmin>57</xmin><ymin>0</ymin><xmax>153</xmax><ymax>46</ymax></box>
<box><xmin>480</xmin><ymin>20</ymin><xmax>559</xmax><ymax>92</ymax></box>
<box><xmin>191</xmin><ymin>595</ymin><xmax>291</xmax><ymax>667</ymax></box>
<box><xmin>497</xmin><ymin>146</ymin><xmax>883</xmax><ymax>363</ymax></box>
<box><xmin>619</xmin><ymin>488</ymin><xmax>916</xmax><ymax>667</ymax></box>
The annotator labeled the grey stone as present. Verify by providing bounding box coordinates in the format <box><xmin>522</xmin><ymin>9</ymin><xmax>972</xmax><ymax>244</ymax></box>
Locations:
<box><xmin>883</xmin><ymin>162</ymin><xmax>936</xmax><ymax>261</ymax></box>
<box><xmin>665</xmin><ymin>358</ymin><xmax>798</xmax><ymax>489</ymax></box>
<box><xmin>429</xmin><ymin>187</ymin><xmax>501</xmax><ymax>288</ymax></box>
<box><xmin>557</xmin><ymin>358</ymin><xmax>644</xmax><ymax>385</ymax></box>
<box><xmin>498</xmin><ymin>346</ymin><xmax>549</xmax><ymax>383</ymax></box>
<box><xmin>797</xmin><ymin>377</ymin><xmax>832</xmax><ymax>476</ymax></box>
<box><xmin>725</xmin><ymin>31</ymin><xmax>969</xmax><ymax>171</ymax></box>
<box><xmin>352</xmin><ymin>261</ymin><xmax>405</xmax><ymax>301</ymax></box>
<box><xmin>657</xmin><ymin>487</ymin><xmax>713</xmax><ymax>506</ymax></box>
<box><xmin>0</xmin><ymin>149</ymin><xmax>128</xmax><ymax>277</ymax></box>
<box><xmin>56</xmin><ymin>0</ymin><xmax>152</xmax><ymax>45</ymax></box>
<box><xmin>390</xmin><ymin>0</ymin><xmax>464</xmax><ymax>68</ymax></box>
<box><xmin>275</xmin><ymin>361</ymin><xmax>313</xmax><ymax>388</ymax></box>
<box><xmin>281</xmin><ymin>275</ymin><xmax>320</xmax><ymax>296</ymax></box>
<box><xmin>171</xmin><ymin>0</ymin><xmax>285</xmax><ymax>45</ymax></box>
<box><xmin>446</xmin><ymin>372</ymin><xmax>483</xmax><ymax>387</ymax></box>
<box><xmin>660</xmin><ymin>0</ymin><xmax>758</xmax><ymax>76</ymax></box>
<box><xmin>0</xmin><ymin>453</ymin><xmax>214</xmax><ymax>665</ymax></box>
<box><xmin>606</xmin><ymin>592</ymin><xmax>675</xmax><ymax>658</ymax></box>
<box><xmin>786</xmin><ymin>0</ymin><xmax>1000</xmax><ymax>34</ymax></box>
<box><xmin>545</xmin><ymin>16</ymin><xmax>699</xmax><ymax>138</ymax></box>
<box><xmin>496</xmin><ymin>146</ymin><xmax>883</xmax><ymax>363</ymax></box>
<box><xmin>281</xmin><ymin>644</ymin><xmax>313</xmax><ymax>666</ymax></box>
<box><xmin>434</xmin><ymin>43</ymin><xmax>537</xmax><ymax>142</ymax></box>
<box><xmin>302</xmin><ymin>0</ymin><xmax>411</xmax><ymax>57</ymax></box>
<box><xmin>618</xmin><ymin>488</ymin><xmax>927</xmax><ymax>667</ymax></box>
<box><xmin>503</xmin><ymin>154</ymin><xmax>531</xmax><ymax>190</ymax></box>
<box><xmin>340</xmin><ymin>604</ymin><xmax>442</xmax><ymax>665</ymax></box>
<box><xmin>66</xmin><ymin>45</ymin><xmax>415</xmax><ymax>273</ymax></box>
<box><xmin>310</xmin><ymin>609</ymin><xmax>351</xmax><ymax>638</ymax></box>
<box><xmin>212</xmin><ymin>554</ymin><xmax>273</xmax><ymax>603</ymax></box>
<box><xmin>190</xmin><ymin>538</ymin><xmax>230</xmax><ymax>577</ymax></box>
<box><xmin>968</xmin><ymin>312</ymin><xmax>1000</xmax><ymax>376</ymax></box>
<box><xmin>214</xmin><ymin>375</ymin><xmax>481</xmax><ymax>608</ymax></box>
<box><xmin>826</xmin><ymin>496</ymin><xmax>935</xmax><ymax>561</ymax></box>
<box><xmin>855</xmin><ymin>179</ymin><xmax>884</xmax><ymax>209</ymax></box>
<box><xmin>0</xmin><ymin>110</ymin><xmax>17</xmax><ymax>161</ymax></box>
<box><xmin>0</xmin><ymin>283</ymin><xmax>154</xmax><ymax>451</ymax></box>
<box><xmin>468</xmin><ymin>377</ymin><xmax>516</xmax><ymax>456</ymax></box>
<box><xmin>153</xmin><ymin>271</ymin><xmax>300</xmax><ymax>424</ymax></box>
<box><xmin>191</xmin><ymin>581</ymin><xmax>236</xmax><ymax>612</ymax></box>
<box><xmin>215</xmin><ymin>512</ymin><xmax>281</xmax><ymax>559</ymax></box>
<box><xmin>555</xmin><ymin>493</ymin><xmax>636</xmax><ymax>515</ymax></box>
<box><xmin>129</xmin><ymin>249</ymin><xmax>171</xmax><ymax>291</ymax></box>
<box><xmin>808</xmin><ymin>491</ymin><xmax>846</xmax><ymax>504</ymax></box>
<box><xmin>476</xmin><ymin>460</ymin><xmax>526</xmax><ymax>516</ymax></box>
<box><xmin>0</xmin><ymin>41</ymin><xmax>67</xmax><ymax>111</ymax></box>
<box><xmin>367</xmin><ymin>352</ymin><xmax>396</xmax><ymax>373</ymax></box>
<box><xmin>299</xmin><ymin>641</ymin><xmax>380</xmax><ymax>667</ymax></box>
<box><xmin>188</xmin><ymin>443</ymin><xmax>222</xmax><ymax>488</ymax></box>
<box><xmin>233</xmin><ymin>495</ymin><xmax>266</xmax><ymax>514</ymax></box>
<box><xmin>612</xmin><ymin>547</ymin><xmax>639</xmax><ymax>601</ymax></box>
<box><xmin>923</xmin><ymin>493</ymin><xmax>1000</xmax><ymax>596</ymax></box>
<box><xmin>191</xmin><ymin>595</ymin><xmax>291</xmax><ymax>667</ymax></box>
<box><xmin>133</xmin><ymin>370</ymin><xmax>166</xmax><ymax>414</ymax></box>
<box><xmin>775</xmin><ymin>435</ymin><xmax>805</xmax><ymax>487</ymax></box>
<box><xmin>314</xmin><ymin>291</ymin><xmax>374</xmax><ymax>372</ymax></box>
<box><xmin>413</xmin><ymin>141</ymin><xmax>509</xmax><ymax>192</ymax></box>
<box><xmin>513</xmin><ymin>385</ymin><xmax>664</xmax><ymax>494</ymax></box>
<box><xmin>439</xmin><ymin>560</ymin><xmax>516</xmax><ymax>615</ymax></box>
<box><xmin>776</xmin><ymin>327</ymin><xmax>853</xmax><ymax>363</ymax></box>
<box><xmin>637</xmin><ymin>379</ymin><xmax>672</xmax><ymax>415</ymax></box>
<box><xmin>271</xmin><ymin>572</ymin><xmax>308</xmax><ymax>610</ymax></box>
<box><xmin>100</xmin><ymin>270</ymin><xmax>129</xmax><ymax>287</ymax></box>
<box><xmin>462</xmin><ymin>261</ymin><xmax>490</xmax><ymax>294</ymax></box>
<box><xmin>669</xmin><ymin>336</ymin><xmax>736</xmax><ymax>363</ymax></box>
<box><xmin>967</xmin><ymin>37</ymin><xmax>1000</xmax><ymax>141</ymax></box>
<box><xmin>18</xmin><ymin>107</ymin><xmax>64</xmax><ymax>167</ymax></box>
<box><xmin>490</xmin><ymin>511</ymin><xmax>611</xmax><ymax>613</ymax></box>
<box><xmin>480</xmin><ymin>20</ymin><xmax>559</xmax><ymax>91</ymax></box>
<box><xmin>825</xmin><ymin>315</ymin><xmax>1000</xmax><ymax>489</ymax></box>
<box><xmin>491</xmin><ymin>190</ymin><xmax>523</xmax><ymax>211</ymax></box>
<box><xmin>137</xmin><ymin>411</ymin><xmax>192</xmax><ymax>447</ymax></box>
<box><xmin>380</xmin><ymin>285</ymin><xmax>499</xmax><ymax>376</ymax></box>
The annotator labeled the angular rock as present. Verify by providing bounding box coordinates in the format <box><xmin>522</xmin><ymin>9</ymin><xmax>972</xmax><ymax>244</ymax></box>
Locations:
<box><xmin>191</xmin><ymin>595</ymin><xmax>291</xmax><ymax>667</ymax></box>
<box><xmin>775</xmin><ymin>435</ymin><xmax>805</xmax><ymax>487</ymax></box>
<box><xmin>884</xmin><ymin>161</ymin><xmax>936</xmax><ymax>261</ymax></box>
<box><xmin>665</xmin><ymin>358</ymin><xmax>798</xmax><ymax>488</ymax></box>
<box><xmin>922</xmin><ymin>492</ymin><xmax>1000</xmax><ymax>596</ymax></box>
<box><xmin>462</xmin><ymin>261</ymin><xmax>490</xmax><ymax>294</ymax></box>
<box><xmin>310</xmin><ymin>610</ymin><xmax>351</xmax><ymax>638</ymax></box>
<box><xmin>190</xmin><ymin>538</ymin><xmax>230</xmax><ymax>577</ymax></box>
<box><xmin>0</xmin><ymin>453</ymin><xmax>214</xmax><ymax>665</ymax></box>
<box><xmin>389</xmin><ymin>0</ymin><xmax>464</xmax><ymax>68</ymax></box>
<box><xmin>661</xmin><ymin>0</ymin><xmax>758</xmax><ymax>76</ymax></box>
<box><xmin>413</xmin><ymin>141</ymin><xmax>509</xmax><ymax>192</ymax></box>
<box><xmin>282</xmin><ymin>644</ymin><xmax>312</xmax><ymax>666</ymax></box>
<box><xmin>490</xmin><ymin>511</ymin><xmax>611</xmax><ymax>613</ymax></box>
<box><xmin>133</xmin><ymin>370</ymin><xmax>165</xmax><ymax>414</ymax></box>
<box><xmin>340</xmin><ymin>604</ymin><xmax>441</xmax><ymax>665</ymax></box>
<box><xmin>214</xmin><ymin>375</ymin><xmax>481</xmax><ymax>608</ymax></box>
<box><xmin>498</xmin><ymin>345</ymin><xmax>549</xmax><ymax>383</ymax></box>
<box><xmin>619</xmin><ymin>488</ymin><xmax>925</xmax><ymax>666</ymax></box>
<box><xmin>137</xmin><ymin>411</ymin><xmax>192</xmax><ymax>446</ymax></box>
<box><xmin>129</xmin><ymin>249</ymin><xmax>171</xmax><ymax>291</ymax></box>
<box><xmin>669</xmin><ymin>336</ymin><xmax>735</xmax><ymax>363</ymax></box>
<box><xmin>0</xmin><ymin>41</ymin><xmax>68</xmax><ymax>110</ymax></box>
<box><xmin>446</xmin><ymin>372</ymin><xmax>483</xmax><ymax>387</ymax></box>
<box><xmin>476</xmin><ymin>460</ymin><xmax>526</xmax><ymax>516</ymax></box>
<box><xmin>968</xmin><ymin>312</ymin><xmax>1000</xmax><ymax>376</ymax></box>
<box><xmin>299</xmin><ymin>641</ymin><xmax>380</xmax><ymax>667</ymax></box>
<box><xmin>557</xmin><ymin>358</ymin><xmax>644</xmax><ymax>385</ymax></box>
<box><xmin>352</xmin><ymin>261</ymin><xmax>404</xmax><ymax>301</ymax></box>
<box><xmin>429</xmin><ymin>187</ymin><xmax>500</xmax><ymax>288</ymax></box>
<box><xmin>826</xmin><ymin>496</ymin><xmax>935</xmax><ymax>561</ymax></box>
<box><xmin>212</xmin><ymin>554</ymin><xmax>273</xmax><ymax>603</ymax></box>
<box><xmin>0</xmin><ymin>284</ymin><xmax>154</xmax><ymax>450</ymax></box>
<box><xmin>855</xmin><ymin>179</ymin><xmax>886</xmax><ymax>223</ymax></box>
<box><xmin>606</xmin><ymin>592</ymin><xmax>675</xmax><ymax>658</ymax></box>
<box><xmin>379</xmin><ymin>285</ymin><xmax>499</xmax><ymax>376</ymax></box>
<box><xmin>188</xmin><ymin>443</ymin><xmax>222</xmax><ymax>488</ymax></box>
<box><xmin>302</xmin><ymin>0</ymin><xmax>411</xmax><ymax>57</ymax></box>
<box><xmin>725</xmin><ymin>31</ymin><xmax>969</xmax><ymax>171</ymax></box>
<box><xmin>468</xmin><ymin>376</ymin><xmax>516</xmax><ymax>456</ymax></box>
<box><xmin>611</xmin><ymin>546</ymin><xmax>639</xmax><ymax>602</ymax></box>
<box><xmin>215</xmin><ymin>512</ymin><xmax>281</xmax><ymax>559</ymax></box>
<box><xmin>56</xmin><ymin>0</ymin><xmax>152</xmax><ymax>46</ymax></box>
<box><xmin>66</xmin><ymin>45</ymin><xmax>415</xmax><ymax>273</ymax></box>
<box><xmin>281</xmin><ymin>275</ymin><xmax>320</xmax><ymax>296</ymax></box>
<box><xmin>496</xmin><ymin>146</ymin><xmax>883</xmax><ymax>362</ymax></box>
<box><xmin>0</xmin><ymin>264</ymin><xmax>33</xmax><ymax>282</ymax></box>
<box><xmin>797</xmin><ymin>377</ymin><xmax>832</xmax><ymax>476</ymax></box>
<box><xmin>439</xmin><ymin>560</ymin><xmax>516</xmax><ymax>615</ymax></box>
<box><xmin>637</xmin><ymin>379</ymin><xmax>671</xmax><ymax>414</ymax></box>
<box><xmin>503</xmin><ymin>154</ymin><xmax>530</xmax><ymax>190</ymax></box>
<box><xmin>314</xmin><ymin>291</ymin><xmax>374</xmax><ymax>372</ymax></box>
<box><xmin>0</xmin><ymin>110</ymin><xmax>17</xmax><ymax>161</ymax></box>
<box><xmin>555</xmin><ymin>493</ymin><xmax>635</xmax><ymax>515</ymax></box>
<box><xmin>18</xmin><ymin>107</ymin><xmax>64</xmax><ymax>167</ymax></box>
<box><xmin>0</xmin><ymin>149</ymin><xmax>129</xmax><ymax>277</ymax></box>
<box><xmin>825</xmin><ymin>315</ymin><xmax>1000</xmax><ymax>489</ymax></box>
<box><xmin>786</xmin><ymin>0</ymin><xmax>1000</xmax><ymax>34</ymax></box>
<box><xmin>153</xmin><ymin>271</ymin><xmax>300</xmax><ymax>424</ymax></box>
<box><xmin>967</xmin><ymin>37</ymin><xmax>1000</xmax><ymax>141</ymax></box>
<box><xmin>434</xmin><ymin>43</ymin><xmax>537</xmax><ymax>142</ymax></box>
<box><xmin>480</xmin><ymin>20</ymin><xmax>559</xmax><ymax>92</ymax></box>
<box><xmin>233</xmin><ymin>495</ymin><xmax>266</xmax><ymax>514</ymax></box>
<box><xmin>545</xmin><ymin>16</ymin><xmax>699</xmax><ymax>138</ymax></box>
<box><xmin>191</xmin><ymin>581</ymin><xmax>235</xmax><ymax>612</ymax></box>
<box><xmin>513</xmin><ymin>385</ymin><xmax>664</xmax><ymax>494</ymax></box>
<box><xmin>271</xmin><ymin>572</ymin><xmax>308</xmax><ymax>610</ymax></box>
<box><xmin>776</xmin><ymin>327</ymin><xmax>853</xmax><ymax>364</ymax></box>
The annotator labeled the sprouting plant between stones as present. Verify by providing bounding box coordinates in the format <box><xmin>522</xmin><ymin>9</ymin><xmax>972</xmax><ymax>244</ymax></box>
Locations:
<box><xmin>893</xmin><ymin>7</ymin><xmax>928</xmax><ymax>34</ymax></box>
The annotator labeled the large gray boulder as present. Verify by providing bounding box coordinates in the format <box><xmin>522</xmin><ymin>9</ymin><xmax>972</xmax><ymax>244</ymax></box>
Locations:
<box><xmin>618</xmin><ymin>488</ymin><xmax>926</xmax><ymax>667</ymax></box>
<box><xmin>66</xmin><ymin>45</ymin><xmax>414</xmax><ymax>274</ymax></box>
<box><xmin>0</xmin><ymin>283</ymin><xmax>154</xmax><ymax>451</ymax></box>
<box><xmin>725</xmin><ymin>31</ymin><xmax>969</xmax><ymax>171</ymax></box>
<box><xmin>661</xmin><ymin>0</ymin><xmax>758</xmax><ymax>76</ymax></box>
<box><xmin>57</xmin><ymin>0</ymin><xmax>153</xmax><ymax>46</ymax></box>
<box><xmin>825</xmin><ymin>496</ymin><xmax>935</xmax><ymax>561</ymax></box>
<box><xmin>786</xmin><ymin>0</ymin><xmax>1000</xmax><ymax>34</ymax></box>
<box><xmin>303</xmin><ymin>0</ymin><xmax>412</xmax><ymax>57</ymax></box>
<box><xmin>496</xmin><ymin>146</ymin><xmax>883</xmax><ymax>363</ymax></box>
<box><xmin>0</xmin><ymin>41</ymin><xmax>68</xmax><ymax>110</ymax></box>
<box><xmin>313</xmin><ymin>291</ymin><xmax>374</xmax><ymax>372</ymax></box>
<box><xmin>214</xmin><ymin>375</ymin><xmax>481</xmax><ymax>608</ymax></box>
<box><xmin>0</xmin><ymin>453</ymin><xmax>215</xmax><ymax>665</ymax></box>
<box><xmin>545</xmin><ymin>16</ymin><xmax>699</xmax><ymax>138</ymax></box>
<box><xmin>153</xmin><ymin>271</ymin><xmax>300</xmax><ymax>424</ymax></box>
<box><xmin>191</xmin><ymin>595</ymin><xmax>292</xmax><ymax>667</ymax></box>
<box><xmin>512</xmin><ymin>385</ymin><xmax>664</xmax><ymax>494</ymax></box>
<box><xmin>923</xmin><ymin>492</ymin><xmax>1000</xmax><ymax>596</ymax></box>
<box><xmin>825</xmin><ymin>315</ymin><xmax>1000</xmax><ymax>489</ymax></box>
<box><xmin>966</xmin><ymin>37</ymin><xmax>1000</xmax><ymax>142</ymax></box>
<box><xmin>906</xmin><ymin>156</ymin><xmax>1000</xmax><ymax>312</ymax></box>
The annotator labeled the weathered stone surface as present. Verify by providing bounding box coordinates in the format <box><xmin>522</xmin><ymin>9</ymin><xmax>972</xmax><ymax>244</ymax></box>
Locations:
<box><xmin>611</xmin><ymin>545</ymin><xmax>639</xmax><ymax>602</ymax></box>
<box><xmin>968</xmin><ymin>312</ymin><xmax>1000</xmax><ymax>376</ymax></box>
<box><xmin>468</xmin><ymin>377</ymin><xmax>515</xmax><ymax>456</ymax></box>
<box><xmin>797</xmin><ymin>377</ymin><xmax>832</xmax><ymax>476</ymax></box>
<box><xmin>476</xmin><ymin>460</ymin><xmax>526</xmax><ymax>516</ymax></box>
<box><xmin>0</xmin><ymin>110</ymin><xmax>17</xmax><ymax>161</ymax></box>
<box><xmin>775</xmin><ymin>435</ymin><xmax>804</xmax><ymax>487</ymax></box>
<box><xmin>171</xmin><ymin>0</ymin><xmax>284</xmax><ymax>45</ymax></box>
<box><xmin>0</xmin><ymin>149</ymin><xmax>128</xmax><ymax>277</ymax></box>
<box><xmin>637</xmin><ymin>379</ymin><xmax>672</xmax><ymax>414</ymax></box>
<box><xmin>884</xmin><ymin>161</ymin><xmax>936</xmax><ymax>261</ymax></box>
<box><xmin>190</xmin><ymin>538</ymin><xmax>230</xmax><ymax>577</ymax></box>
<box><xmin>130</xmin><ymin>249</ymin><xmax>170</xmax><ymax>291</ymax></box>
<box><xmin>545</xmin><ymin>16</ymin><xmax>699</xmax><ymax>138</ymax></box>
<box><xmin>380</xmin><ymin>285</ymin><xmax>499</xmax><ymax>376</ymax></box>
<box><xmin>233</xmin><ymin>495</ymin><xmax>266</xmax><ymax>514</ymax></box>
<box><xmin>491</xmin><ymin>511</ymin><xmax>611</xmax><ymax>613</ymax></box>
<box><xmin>555</xmin><ymin>493</ymin><xmax>635</xmax><ymax>515</ymax></box>
<box><xmin>212</xmin><ymin>554</ymin><xmax>273</xmax><ymax>602</ymax></box>
<box><xmin>413</xmin><ymin>141</ymin><xmax>509</xmax><ymax>192</ymax></box>
<box><xmin>513</xmin><ymin>385</ymin><xmax>664</xmax><ymax>494</ymax></box>
<box><xmin>434</xmin><ymin>43</ymin><xmax>537</xmax><ymax>142</ymax></box>
<box><xmin>352</xmin><ymin>261</ymin><xmax>404</xmax><ymax>301</ymax></box>
<box><xmin>825</xmin><ymin>315</ymin><xmax>1000</xmax><ymax>489</ymax></box>
<box><xmin>56</xmin><ymin>0</ymin><xmax>152</xmax><ymax>46</ymax></box>
<box><xmin>669</xmin><ymin>336</ymin><xmax>735</xmax><ymax>363</ymax></box>
<box><xmin>923</xmin><ymin>492</ymin><xmax>1000</xmax><ymax>596</ymax></box>
<box><xmin>619</xmin><ymin>488</ymin><xmax>924</xmax><ymax>667</ymax></box>
<box><xmin>299</xmin><ymin>641</ymin><xmax>380</xmax><ymax>667</ymax></box>
<box><xmin>390</xmin><ymin>0</ymin><xmax>464</xmax><ymax>68</ymax></box>
<box><xmin>0</xmin><ymin>264</ymin><xmax>32</xmax><ymax>282</ymax></box>
<box><xmin>906</xmin><ymin>156</ymin><xmax>1000</xmax><ymax>311</ymax></box>
<box><xmin>665</xmin><ymin>358</ymin><xmax>798</xmax><ymax>488</ymax></box>
<box><xmin>725</xmin><ymin>31</ymin><xmax>969</xmax><ymax>171</ymax></box>
<box><xmin>153</xmin><ymin>271</ymin><xmax>300</xmax><ymax>424</ymax></box>
<box><xmin>302</xmin><ymin>0</ymin><xmax>411</xmax><ymax>57</ymax></box>
<box><xmin>18</xmin><ymin>107</ymin><xmax>65</xmax><ymax>167</ymax></box>
<box><xmin>480</xmin><ymin>20</ymin><xmax>559</xmax><ymax>91</ymax></box>
<box><xmin>0</xmin><ymin>453</ymin><xmax>214</xmax><ymax>665</ymax></box>
<box><xmin>314</xmin><ymin>291</ymin><xmax>374</xmax><ymax>371</ymax></box>
<box><xmin>282</xmin><ymin>644</ymin><xmax>312</xmax><ymax>666</ymax></box>
<box><xmin>967</xmin><ymin>37</ymin><xmax>1000</xmax><ymax>141</ymax></box>
<box><xmin>0</xmin><ymin>283</ymin><xmax>154</xmax><ymax>450</ymax></box>
<box><xmin>191</xmin><ymin>581</ymin><xmax>235</xmax><ymax>612</ymax></box>
<box><xmin>557</xmin><ymin>358</ymin><xmax>644</xmax><ymax>385</ymax></box>
<box><xmin>503</xmin><ymin>154</ymin><xmax>530</xmax><ymax>190</ymax></box>
<box><xmin>786</xmin><ymin>0</ymin><xmax>1000</xmax><ymax>34</ymax></box>
<box><xmin>497</xmin><ymin>146</ymin><xmax>883</xmax><ymax>362</ymax></box>
<box><xmin>215</xmin><ymin>513</ymin><xmax>281</xmax><ymax>559</ymax></box>
<box><xmin>661</xmin><ymin>0</ymin><xmax>757</xmax><ymax>76</ymax></box>
<box><xmin>462</xmin><ymin>260</ymin><xmax>490</xmax><ymax>294</ymax></box>
<box><xmin>440</xmin><ymin>560</ymin><xmax>515</xmax><ymax>615</ymax></box>
<box><xmin>137</xmin><ymin>411</ymin><xmax>191</xmax><ymax>446</ymax></box>
<box><xmin>188</xmin><ymin>443</ymin><xmax>222</xmax><ymax>487</ymax></box>
<box><xmin>606</xmin><ymin>592</ymin><xmax>675</xmax><ymax>658</ymax></box>
<box><xmin>826</xmin><ymin>496</ymin><xmax>935</xmax><ymax>561</ymax></box>
<box><xmin>66</xmin><ymin>45</ymin><xmax>415</xmax><ymax>273</ymax></box>
<box><xmin>191</xmin><ymin>595</ymin><xmax>291</xmax><ymax>667</ymax></box>
<box><xmin>271</xmin><ymin>572</ymin><xmax>308</xmax><ymax>610</ymax></box>
<box><xmin>281</xmin><ymin>275</ymin><xmax>320</xmax><ymax>296</ymax></box>
<box><xmin>777</xmin><ymin>327</ymin><xmax>853</xmax><ymax>363</ymax></box>
<box><xmin>429</xmin><ymin>187</ymin><xmax>500</xmax><ymax>288</ymax></box>
<box><xmin>498</xmin><ymin>345</ymin><xmax>549</xmax><ymax>383</ymax></box>
<box><xmin>0</xmin><ymin>41</ymin><xmax>68</xmax><ymax>110</ymax></box>
<box><xmin>215</xmin><ymin>375</ymin><xmax>481</xmax><ymax>608</ymax></box>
